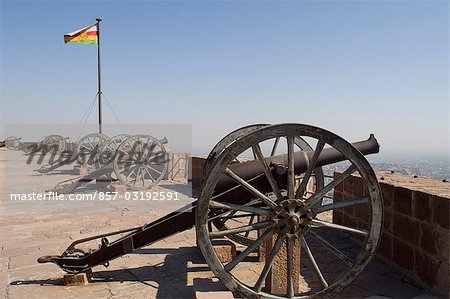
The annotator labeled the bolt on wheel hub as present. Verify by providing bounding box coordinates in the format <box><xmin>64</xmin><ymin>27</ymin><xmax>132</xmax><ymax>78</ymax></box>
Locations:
<box><xmin>272</xmin><ymin>199</ymin><xmax>314</xmax><ymax>237</ymax></box>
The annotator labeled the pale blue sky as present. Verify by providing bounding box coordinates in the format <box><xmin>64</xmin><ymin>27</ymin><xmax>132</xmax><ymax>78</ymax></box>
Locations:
<box><xmin>1</xmin><ymin>0</ymin><xmax>448</xmax><ymax>157</ymax></box>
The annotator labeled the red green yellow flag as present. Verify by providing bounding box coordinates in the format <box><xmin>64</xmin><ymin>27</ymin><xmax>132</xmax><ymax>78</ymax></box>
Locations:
<box><xmin>64</xmin><ymin>24</ymin><xmax>98</xmax><ymax>44</ymax></box>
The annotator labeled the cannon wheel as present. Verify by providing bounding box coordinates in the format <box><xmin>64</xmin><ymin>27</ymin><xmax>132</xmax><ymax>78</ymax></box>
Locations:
<box><xmin>5</xmin><ymin>136</ymin><xmax>22</xmax><ymax>150</ymax></box>
<box><xmin>76</xmin><ymin>133</ymin><xmax>109</xmax><ymax>166</ymax></box>
<box><xmin>97</xmin><ymin>134</ymin><xmax>131</xmax><ymax>167</ymax></box>
<box><xmin>207</xmin><ymin>124</ymin><xmax>325</xmax><ymax>246</ymax></box>
<box><xmin>113</xmin><ymin>135</ymin><xmax>168</xmax><ymax>190</ymax></box>
<box><xmin>41</xmin><ymin>135</ymin><xmax>67</xmax><ymax>154</ymax></box>
<box><xmin>196</xmin><ymin>124</ymin><xmax>383</xmax><ymax>299</ymax></box>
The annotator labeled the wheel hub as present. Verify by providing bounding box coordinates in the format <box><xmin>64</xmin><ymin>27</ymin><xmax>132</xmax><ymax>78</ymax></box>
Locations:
<box><xmin>272</xmin><ymin>199</ymin><xmax>313</xmax><ymax>237</ymax></box>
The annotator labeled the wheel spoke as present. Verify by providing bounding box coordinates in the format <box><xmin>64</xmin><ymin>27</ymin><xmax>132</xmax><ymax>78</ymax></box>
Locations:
<box><xmin>287</xmin><ymin>136</ymin><xmax>295</xmax><ymax>199</ymax></box>
<box><xmin>147</xmin><ymin>165</ymin><xmax>163</xmax><ymax>175</ymax></box>
<box><xmin>255</xmin><ymin>234</ymin><xmax>286</xmax><ymax>292</ymax></box>
<box><xmin>224</xmin><ymin>168</ymin><xmax>277</xmax><ymax>208</ymax></box>
<box><xmin>287</xmin><ymin>238</ymin><xmax>295</xmax><ymax>298</ymax></box>
<box><xmin>306</xmin><ymin>164</ymin><xmax>357</xmax><ymax>207</ymax></box>
<box><xmin>301</xmin><ymin>236</ymin><xmax>328</xmax><ymax>288</ymax></box>
<box><xmin>225</xmin><ymin>228</ymin><xmax>273</xmax><ymax>271</ymax></box>
<box><xmin>295</xmin><ymin>139</ymin><xmax>325</xmax><ymax>199</ymax></box>
<box><xmin>252</xmin><ymin>144</ymin><xmax>283</xmax><ymax>201</ymax></box>
<box><xmin>143</xmin><ymin>167</ymin><xmax>155</xmax><ymax>181</ymax></box>
<box><xmin>211</xmin><ymin>173</ymin><xmax>265</xmax><ymax>200</ymax></box>
<box><xmin>209</xmin><ymin>200</ymin><xmax>270</xmax><ymax>216</ymax></box>
<box><xmin>308</xmin><ymin>230</ymin><xmax>354</xmax><ymax>267</ymax></box>
<box><xmin>312</xmin><ymin>196</ymin><xmax>370</xmax><ymax>215</ymax></box>
<box><xmin>125</xmin><ymin>167</ymin><xmax>137</xmax><ymax>180</ymax></box>
<box><xmin>270</xmin><ymin>137</ymin><xmax>280</xmax><ymax>156</ymax></box>
<box><xmin>312</xmin><ymin>219</ymin><xmax>369</xmax><ymax>236</ymax></box>
<box><xmin>133</xmin><ymin>168</ymin><xmax>141</xmax><ymax>186</ymax></box>
<box><xmin>209</xmin><ymin>221</ymin><xmax>271</xmax><ymax>239</ymax></box>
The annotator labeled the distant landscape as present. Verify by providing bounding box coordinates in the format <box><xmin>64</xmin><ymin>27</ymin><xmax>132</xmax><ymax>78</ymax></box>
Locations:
<box><xmin>321</xmin><ymin>156</ymin><xmax>449</xmax><ymax>181</ymax></box>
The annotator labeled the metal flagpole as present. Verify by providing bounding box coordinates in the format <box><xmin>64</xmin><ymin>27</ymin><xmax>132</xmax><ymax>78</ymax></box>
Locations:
<box><xmin>96</xmin><ymin>18</ymin><xmax>102</xmax><ymax>134</ymax></box>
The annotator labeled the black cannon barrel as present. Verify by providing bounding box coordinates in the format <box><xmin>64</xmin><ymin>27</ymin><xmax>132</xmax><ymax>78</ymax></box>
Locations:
<box><xmin>212</xmin><ymin>134</ymin><xmax>379</xmax><ymax>201</ymax></box>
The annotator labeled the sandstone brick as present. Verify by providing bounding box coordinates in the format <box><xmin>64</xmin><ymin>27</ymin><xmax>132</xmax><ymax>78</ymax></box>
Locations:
<box><xmin>431</xmin><ymin>195</ymin><xmax>449</xmax><ymax>230</ymax></box>
<box><xmin>377</xmin><ymin>233</ymin><xmax>392</xmax><ymax>260</ymax></box>
<box><xmin>414</xmin><ymin>251</ymin><xmax>439</xmax><ymax>288</ymax></box>
<box><xmin>110</xmin><ymin>183</ymin><xmax>127</xmax><ymax>193</ymax></box>
<box><xmin>413</xmin><ymin>191</ymin><xmax>431</xmax><ymax>222</ymax></box>
<box><xmin>353</xmin><ymin>202</ymin><xmax>371</xmax><ymax>225</ymax></box>
<box><xmin>393</xmin><ymin>187</ymin><xmax>413</xmax><ymax>216</ymax></box>
<box><xmin>63</xmin><ymin>273</ymin><xmax>89</xmax><ymax>286</ymax></box>
<box><xmin>393</xmin><ymin>213</ymin><xmax>420</xmax><ymax>245</ymax></box>
<box><xmin>265</xmin><ymin>236</ymin><xmax>301</xmax><ymax>295</ymax></box>
<box><xmin>212</xmin><ymin>239</ymin><xmax>236</xmax><ymax>263</ymax></box>
<box><xmin>353</xmin><ymin>176</ymin><xmax>364</xmax><ymax>196</ymax></box>
<box><xmin>334</xmin><ymin>172</ymin><xmax>344</xmax><ymax>192</ymax></box>
<box><xmin>420</xmin><ymin>222</ymin><xmax>439</xmax><ymax>256</ymax></box>
<box><xmin>193</xmin><ymin>278</ymin><xmax>233</xmax><ymax>299</ymax></box>
<box><xmin>383</xmin><ymin>208</ymin><xmax>392</xmax><ymax>233</ymax></box>
<box><xmin>392</xmin><ymin>238</ymin><xmax>414</xmax><ymax>271</ymax></box>
<box><xmin>380</xmin><ymin>182</ymin><xmax>394</xmax><ymax>207</ymax></box>
<box><xmin>343</xmin><ymin>177</ymin><xmax>354</xmax><ymax>195</ymax></box>
<box><xmin>73</xmin><ymin>166</ymin><xmax>88</xmax><ymax>175</ymax></box>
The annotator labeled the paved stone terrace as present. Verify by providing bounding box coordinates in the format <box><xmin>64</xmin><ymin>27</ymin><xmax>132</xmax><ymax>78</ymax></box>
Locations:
<box><xmin>0</xmin><ymin>149</ymin><xmax>438</xmax><ymax>298</ymax></box>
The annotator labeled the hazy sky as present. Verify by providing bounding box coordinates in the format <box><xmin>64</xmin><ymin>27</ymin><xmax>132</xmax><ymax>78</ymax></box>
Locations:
<box><xmin>1</xmin><ymin>0</ymin><xmax>448</xmax><ymax>158</ymax></box>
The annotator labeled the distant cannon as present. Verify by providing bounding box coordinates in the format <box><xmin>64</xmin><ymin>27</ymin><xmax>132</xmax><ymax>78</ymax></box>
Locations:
<box><xmin>36</xmin><ymin>133</ymin><xmax>169</xmax><ymax>192</ymax></box>
<box><xmin>39</xmin><ymin>123</ymin><xmax>383</xmax><ymax>298</ymax></box>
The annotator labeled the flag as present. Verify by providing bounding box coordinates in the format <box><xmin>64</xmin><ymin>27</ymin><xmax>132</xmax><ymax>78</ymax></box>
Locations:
<box><xmin>64</xmin><ymin>24</ymin><xmax>98</xmax><ymax>44</ymax></box>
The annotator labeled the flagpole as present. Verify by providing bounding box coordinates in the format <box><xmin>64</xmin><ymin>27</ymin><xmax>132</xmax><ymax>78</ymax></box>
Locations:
<box><xmin>96</xmin><ymin>18</ymin><xmax>102</xmax><ymax>134</ymax></box>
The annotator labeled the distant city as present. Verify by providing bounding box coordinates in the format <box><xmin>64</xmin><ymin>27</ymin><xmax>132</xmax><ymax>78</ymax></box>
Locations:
<box><xmin>321</xmin><ymin>156</ymin><xmax>450</xmax><ymax>181</ymax></box>
<box><xmin>370</xmin><ymin>159</ymin><xmax>449</xmax><ymax>181</ymax></box>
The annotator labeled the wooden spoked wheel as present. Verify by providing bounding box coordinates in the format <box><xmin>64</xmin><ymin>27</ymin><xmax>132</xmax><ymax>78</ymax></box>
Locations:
<box><xmin>76</xmin><ymin>133</ymin><xmax>109</xmax><ymax>166</ymax></box>
<box><xmin>5</xmin><ymin>136</ymin><xmax>22</xmax><ymax>150</ymax></box>
<box><xmin>97</xmin><ymin>134</ymin><xmax>131</xmax><ymax>167</ymax></box>
<box><xmin>41</xmin><ymin>134</ymin><xmax>67</xmax><ymax>154</ymax></box>
<box><xmin>113</xmin><ymin>135</ymin><xmax>168</xmax><ymax>190</ymax></box>
<box><xmin>196</xmin><ymin>124</ymin><xmax>383</xmax><ymax>299</ymax></box>
<box><xmin>206</xmin><ymin>124</ymin><xmax>325</xmax><ymax>246</ymax></box>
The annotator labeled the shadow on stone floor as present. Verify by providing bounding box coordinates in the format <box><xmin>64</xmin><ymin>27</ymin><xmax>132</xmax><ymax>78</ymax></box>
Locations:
<box><xmin>9</xmin><ymin>247</ymin><xmax>207</xmax><ymax>299</ymax></box>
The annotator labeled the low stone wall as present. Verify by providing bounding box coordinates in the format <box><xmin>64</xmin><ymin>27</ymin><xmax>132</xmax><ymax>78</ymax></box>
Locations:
<box><xmin>333</xmin><ymin>172</ymin><xmax>449</xmax><ymax>296</ymax></box>
<box><xmin>191</xmin><ymin>157</ymin><xmax>207</xmax><ymax>197</ymax></box>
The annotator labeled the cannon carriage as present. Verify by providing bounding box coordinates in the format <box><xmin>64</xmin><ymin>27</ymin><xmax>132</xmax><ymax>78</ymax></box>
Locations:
<box><xmin>39</xmin><ymin>123</ymin><xmax>383</xmax><ymax>298</ymax></box>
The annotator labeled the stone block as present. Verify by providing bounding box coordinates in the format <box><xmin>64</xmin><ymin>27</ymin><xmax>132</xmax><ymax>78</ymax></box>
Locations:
<box><xmin>63</xmin><ymin>272</ymin><xmax>89</xmax><ymax>286</ymax></box>
<box><xmin>380</xmin><ymin>182</ymin><xmax>394</xmax><ymax>207</ymax></box>
<box><xmin>393</xmin><ymin>187</ymin><xmax>413</xmax><ymax>216</ymax></box>
<box><xmin>392</xmin><ymin>238</ymin><xmax>414</xmax><ymax>271</ymax></box>
<box><xmin>264</xmin><ymin>236</ymin><xmax>301</xmax><ymax>295</ymax></box>
<box><xmin>212</xmin><ymin>239</ymin><xmax>236</xmax><ymax>263</ymax></box>
<box><xmin>393</xmin><ymin>213</ymin><xmax>419</xmax><ymax>245</ymax></box>
<box><xmin>377</xmin><ymin>233</ymin><xmax>392</xmax><ymax>260</ymax></box>
<box><xmin>413</xmin><ymin>191</ymin><xmax>431</xmax><ymax>222</ymax></box>
<box><xmin>383</xmin><ymin>208</ymin><xmax>393</xmax><ymax>233</ymax></box>
<box><xmin>73</xmin><ymin>166</ymin><xmax>88</xmax><ymax>176</ymax></box>
<box><xmin>431</xmin><ymin>195</ymin><xmax>449</xmax><ymax>230</ymax></box>
<box><xmin>110</xmin><ymin>183</ymin><xmax>127</xmax><ymax>193</ymax></box>
<box><xmin>193</xmin><ymin>278</ymin><xmax>234</xmax><ymax>299</ymax></box>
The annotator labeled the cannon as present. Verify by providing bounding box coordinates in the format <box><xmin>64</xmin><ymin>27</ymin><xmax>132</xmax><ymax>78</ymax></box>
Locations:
<box><xmin>38</xmin><ymin>124</ymin><xmax>383</xmax><ymax>298</ymax></box>
<box><xmin>4</xmin><ymin>136</ymin><xmax>23</xmax><ymax>150</ymax></box>
<box><xmin>38</xmin><ymin>134</ymin><xmax>170</xmax><ymax>192</ymax></box>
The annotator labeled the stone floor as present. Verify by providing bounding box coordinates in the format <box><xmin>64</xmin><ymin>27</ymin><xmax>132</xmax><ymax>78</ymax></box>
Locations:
<box><xmin>0</xmin><ymin>149</ymin><xmax>438</xmax><ymax>298</ymax></box>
